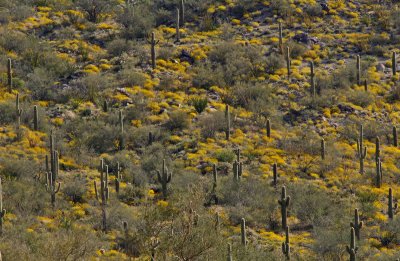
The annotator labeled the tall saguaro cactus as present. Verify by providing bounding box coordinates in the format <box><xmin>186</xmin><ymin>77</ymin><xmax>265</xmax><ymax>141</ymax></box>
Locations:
<box><xmin>119</xmin><ymin>110</ymin><xmax>124</xmax><ymax>150</ymax></box>
<box><xmin>47</xmin><ymin>131</ymin><xmax>60</xmax><ymax>207</ymax></box>
<box><xmin>0</xmin><ymin>177</ymin><xmax>6</xmax><ymax>235</ymax></box>
<box><xmin>282</xmin><ymin>226</ymin><xmax>290</xmax><ymax>260</ymax></box>
<box><xmin>393</xmin><ymin>126</ymin><xmax>398</xmax><ymax>147</ymax></box>
<box><xmin>176</xmin><ymin>8</ymin><xmax>180</xmax><ymax>42</ymax></box>
<box><xmin>376</xmin><ymin>157</ymin><xmax>383</xmax><ymax>188</ymax></box>
<box><xmin>375</xmin><ymin>137</ymin><xmax>380</xmax><ymax>163</ymax></box>
<box><xmin>266</xmin><ymin>118</ymin><xmax>271</xmax><ymax>138</ymax></box>
<box><xmin>225</xmin><ymin>105</ymin><xmax>231</xmax><ymax>140</ymax></box>
<box><xmin>278</xmin><ymin>21</ymin><xmax>283</xmax><ymax>54</ymax></box>
<box><xmin>148</xmin><ymin>32</ymin><xmax>159</xmax><ymax>69</ymax></box>
<box><xmin>33</xmin><ymin>105</ymin><xmax>39</xmax><ymax>131</ymax></box>
<box><xmin>321</xmin><ymin>138</ymin><xmax>325</xmax><ymax>160</ymax></box>
<box><xmin>94</xmin><ymin>160</ymin><xmax>109</xmax><ymax>232</ymax></box>
<box><xmin>272</xmin><ymin>163</ymin><xmax>278</xmax><ymax>187</ymax></box>
<box><xmin>115</xmin><ymin>162</ymin><xmax>122</xmax><ymax>195</ymax></box>
<box><xmin>356</xmin><ymin>55</ymin><xmax>361</xmax><ymax>85</ymax></box>
<box><xmin>7</xmin><ymin>58</ymin><xmax>12</xmax><ymax>93</ymax></box>
<box><xmin>240</xmin><ymin>218</ymin><xmax>247</xmax><ymax>246</ymax></box>
<box><xmin>346</xmin><ymin>227</ymin><xmax>358</xmax><ymax>261</ymax></box>
<box><xmin>157</xmin><ymin>159</ymin><xmax>172</xmax><ymax>200</ymax></box>
<box><xmin>180</xmin><ymin>0</ymin><xmax>185</xmax><ymax>26</ymax></box>
<box><xmin>227</xmin><ymin>243</ymin><xmax>233</xmax><ymax>261</ymax></box>
<box><xmin>278</xmin><ymin>186</ymin><xmax>291</xmax><ymax>230</ymax></box>
<box><xmin>350</xmin><ymin>208</ymin><xmax>363</xmax><ymax>240</ymax></box>
<box><xmin>356</xmin><ymin>125</ymin><xmax>367</xmax><ymax>174</ymax></box>
<box><xmin>388</xmin><ymin>188</ymin><xmax>398</xmax><ymax>219</ymax></box>
<box><xmin>310</xmin><ymin>61</ymin><xmax>316</xmax><ymax>98</ymax></box>
<box><xmin>393</xmin><ymin>51</ymin><xmax>397</xmax><ymax>76</ymax></box>
<box><xmin>286</xmin><ymin>46</ymin><xmax>291</xmax><ymax>78</ymax></box>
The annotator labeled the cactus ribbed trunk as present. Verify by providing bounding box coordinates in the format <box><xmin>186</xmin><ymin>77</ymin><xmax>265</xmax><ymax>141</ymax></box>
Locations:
<box><xmin>278</xmin><ymin>186</ymin><xmax>290</xmax><ymax>230</ymax></box>
<box><xmin>310</xmin><ymin>61</ymin><xmax>316</xmax><ymax>98</ymax></box>
<box><xmin>286</xmin><ymin>46</ymin><xmax>291</xmax><ymax>78</ymax></box>
<box><xmin>356</xmin><ymin>55</ymin><xmax>361</xmax><ymax>85</ymax></box>
<box><xmin>176</xmin><ymin>8</ymin><xmax>180</xmax><ymax>42</ymax></box>
<box><xmin>393</xmin><ymin>126</ymin><xmax>398</xmax><ymax>147</ymax></box>
<box><xmin>33</xmin><ymin>105</ymin><xmax>39</xmax><ymax>131</ymax></box>
<box><xmin>393</xmin><ymin>51</ymin><xmax>397</xmax><ymax>76</ymax></box>
<box><xmin>7</xmin><ymin>58</ymin><xmax>12</xmax><ymax>93</ymax></box>
<box><xmin>225</xmin><ymin>105</ymin><xmax>230</xmax><ymax>140</ymax></box>
<box><xmin>266</xmin><ymin>119</ymin><xmax>271</xmax><ymax>138</ymax></box>
<box><xmin>240</xmin><ymin>218</ymin><xmax>246</xmax><ymax>246</ymax></box>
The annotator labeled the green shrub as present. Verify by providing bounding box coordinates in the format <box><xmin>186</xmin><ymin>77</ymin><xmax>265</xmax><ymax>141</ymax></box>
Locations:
<box><xmin>165</xmin><ymin>111</ymin><xmax>190</xmax><ymax>131</ymax></box>
<box><xmin>214</xmin><ymin>149</ymin><xmax>235</xmax><ymax>163</ymax></box>
<box><xmin>190</xmin><ymin>97</ymin><xmax>208</xmax><ymax>113</ymax></box>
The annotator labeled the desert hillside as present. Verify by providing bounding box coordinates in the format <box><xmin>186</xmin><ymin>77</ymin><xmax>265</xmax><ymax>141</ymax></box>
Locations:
<box><xmin>0</xmin><ymin>0</ymin><xmax>400</xmax><ymax>260</ymax></box>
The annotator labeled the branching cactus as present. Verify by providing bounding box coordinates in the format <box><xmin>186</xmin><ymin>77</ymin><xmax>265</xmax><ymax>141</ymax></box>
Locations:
<box><xmin>286</xmin><ymin>46</ymin><xmax>291</xmax><ymax>78</ymax></box>
<box><xmin>148</xmin><ymin>32</ymin><xmax>159</xmax><ymax>69</ymax></box>
<box><xmin>0</xmin><ymin>177</ymin><xmax>6</xmax><ymax>235</ymax></box>
<box><xmin>266</xmin><ymin>118</ymin><xmax>271</xmax><ymax>138</ymax></box>
<box><xmin>33</xmin><ymin>105</ymin><xmax>39</xmax><ymax>131</ymax></box>
<box><xmin>350</xmin><ymin>208</ymin><xmax>363</xmax><ymax>240</ymax></box>
<box><xmin>356</xmin><ymin>125</ymin><xmax>367</xmax><ymax>174</ymax></box>
<box><xmin>46</xmin><ymin>170</ymin><xmax>61</xmax><ymax>207</ymax></box>
<box><xmin>227</xmin><ymin>243</ymin><xmax>233</xmax><ymax>261</ymax></box>
<box><xmin>7</xmin><ymin>58</ymin><xmax>12</xmax><ymax>93</ymax></box>
<box><xmin>241</xmin><ymin>218</ymin><xmax>247</xmax><ymax>246</ymax></box>
<box><xmin>376</xmin><ymin>157</ymin><xmax>383</xmax><ymax>188</ymax></box>
<box><xmin>278</xmin><ymin>186</ymin><xmax>290</xmax><ymax>230</ymax></box>
<box><xmin>94</xmin><ymin>160</ymin><xmax>109</xmax><ymax>231</ymax></box>
<box><xmin>282</xmin><ymin>226</ymin><xmax>290</xmax><ymax>260</ymax></box>
<box><xmin>356</xmin><ymin>55</ymin><xmax>361</xmax><ymax>85</ymax></box>
<box><xmin>157</xmin><ymin>159</ymin><xmax>172</xmax><ymax>200</ymax></box>
<box><xmin>176</xmin><ymin>8</ymin><xmax>180</xmax><ymax>42</ymax></box>
<box><xmin>346</xmin><ymin>227</ymin><xmax>358</xmax><ymax>261</ymax></box>
<box><xmin>393</xmin><ymin>126</ymin><xmax>398</xmax><ymax>147</ymax></box>
<box><xmin>272</xmin><ymin>163</ymin><xmax>278</xmax><ymax>187</ymax></box>
<box><xmin>310</xmin><ymin>61</ymin><xmax>316</xmax><ymax>98</ymax></box>
<box><xmin>388</xmin><ymin>188</ymin><xmax>398</xmax><ymax>219</ymax></box>
<box><xmin>393</xmin><ymin>51</ymin><xmax>397</xmax><ymax>76</ymax></box>
<box><xmin>321</xmin><ymin>138</ymin><xmax>325</xmax><ymax>160</ymax></box>
<box><xmin>225</xmin><ymin>105</ymin><xmax>231</xmax><ymax>140</ymax></box>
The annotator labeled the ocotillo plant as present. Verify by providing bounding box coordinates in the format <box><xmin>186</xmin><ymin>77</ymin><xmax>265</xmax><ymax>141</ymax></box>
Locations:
<box><xmin>7</xmin><ymin>58</ymin><xmax>12</xmax><ymax>93</ymax></box>
<box><xmin>241</xmin><ymin>218</ymin><xmax>247</xmax><ymax>246</ymax></box>
<box><xmin>350</xmin><ymin>208</ymin><xmax>363</xmax><ymax>240</ymax></box>
<box><xmin>388</xmin><ymin>188</ymin><xmax>398</xmax><ymax>219</ymax></box>
<box><xmin>282</xmin><ymin>226</ymin><xmax>290</xmax><ymax>260</ymax></box>
<box><xmin>272</xmin><ymin>163</ymin><xmax>278</xmax><ymax>187</ymax></box>
<box><xmin>346</xmin><ymin>227</ymin><xmax>358</xmax><ymax>261</ymax></box>
<box><xmin>266</xmin><ymin>118</ymin><xmax>271</xmax><ymax>138</ymax></box>
<box><xmin>225</xmin><ymin>105</ymin><xmax>230</xmax><ymax>140</ymax></box>
<box><xmin>119</xmin><ymin>110</ymin><xmax>124</xmax><ymax>150</ymax></box>
<box><xmin>286</xmin><ymin>46</ymin><xmax>291</xmax><ymax>78</ymax></box>
<box><xmin>376</xmin><ymin>157</ymin><xmax>383</xmax><ymax>188</ymax></box>
<box><xmin>356</xmin><ymin>55</ymin><xmax>361</xmax><ymax>85</ymax></box>
<box><xmin>278</xmin><ymin>186</ymin><xmax>291</xmax><ymax>230</ymax></box>
<box><xmin>157</xmin><ymin>159</ymin><xmax>172</xmax><ymax>200</ymax></box>
<box><xmin>393</xmin><ymin>51</ymin><xmax>397</xmax><ymax>76</ymax></box>
<box><xmin>148</xmin><ymin>32</ymin><xmax>159</xmax><ymax>69</ymax></box>
<box><xmin>393</xmin><ymin>126</ymin><xmax>398</xmax><ymax>147</ymax></box>
<box><xmin>0</xmin><ymin>177</ymin><xmax>6</xmax><ymax>235</ymax></box>
<box><xmin>94</xmin><ymin>161</ymin><xmax>109</xmax><ymax>231</ymax></box>
<box><xmin>278</xmin><ymin>21</ymin><xmax>283</xmax><ymax>54</ymax></box>
<box><xmin>180</xmin><ymin>0</ymin><xmax>185</xmax><ymax>26</ymax></box>
<box><xmin>227</xmin><ymin>243</ymin><xmax>233</xmax><ymax>261</ymax></box>
<box><xmin>176</xmin><ymin>8</ymin><xmax>180</xmax><ymax>42</ymax></box>
<box><xmin>310</xmin><ymin>61</ymin><xmax>316</xmax><ymax>98</ymax></box>
<box><xmin>356</xmin><ymin>125</ymin><xmax>367</xmax><ymax>174</ymax></box>
<box><xmin>321</xmin><ymin>138</ymin><xmax>325</xmax><ymax>160</ymax></box>
<box><xmin>33</xmin><ymin>105</ymin><xmax>39</xmax><ymax>131</ymax></box>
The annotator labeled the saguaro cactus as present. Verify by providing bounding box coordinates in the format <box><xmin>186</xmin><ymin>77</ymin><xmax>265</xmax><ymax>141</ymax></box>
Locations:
<box><xmin>33</xmin><ymin>105</ymin><xmax>39</xmax><ymax>131</ymax></box>
<box><xmin>278</xmin><ymin>21</ymin><xmax>283</xmax><ymax>54</ymax></box>
<box><xmin>209</xmin><ymin>164</ymin><xmax>218</xmax><ymax>204</ymax></box>
<box><xmin>148</xmin><ymin>32</ymin><xmax>159</xmax><ymax>69</ymax></box>
<box><xmin>393</xmin><ymin>126</ymin><xmax>398</xmax><ymax>147</ymax></box>
<box><xmin>393</xmin><ymin>51</ymin><xmax>397</xmax><ymax>76</ymax></box>
<box><xmin>388</xmin><ymin>188</ymin><xmax>398</xmax><ymax>219</ymax></box>
<box><xmin>346</xmin><ymin>227</ymin><xmax>358</xmax><ymax>261</ymax></box>
<box><xmin>278</xmin><ymin>186</ymin><xmax>291</xmax><ymax>230</ymax></box>
<box><xmin>7</xmin><ymin>58</ymin><xmax>12</xmax><ymax>93</ymax></box>
<box><xmin>310</xmin><ymin>61</ymin><xmax>316</xmax><ymax>98</ymax></box>
<box><xmin>227</xmin><ymin>243</ymin><xmax>233</xmax><ymax>261</ymax></box>
<box><xmin>364</xmin><ymin>79</ymin><xmax>368</xmax><ymax>92</ymax></box>
<box><xmin>241</xmin><ymin>218</ymin><xmax>247</xmax><ymax>246</ymax></box>
<box><xmin>0</xmin><ymin>177</ymin><xmax>6</xmax><ymax>235</ymax></box>
<box><xmin>94</xmin><ymin>160</ymin><xmax>109</xmax><ymax>231</ymax></box>
<box><xmin>176</xmin><ymin>8</ymin><xmax>180</xmax><ymax>42</ymax></box>
<box><xmin>180</xmin><ymin>0</ymin><xmax>185</xmax><ymax>26</ymax></box>
<box><xmin>115</xmin><ymin>162</ymin><xmax>122</xmax><ymax>195</ymax></box>
<box><xmin>119</xmin><ymin>110</ymin><xmax>124</xmax><ymax>150</ymax></box>
<box><xmin>321</xmin><ymin>138</ymin><xmax>325</xmax><ymax>160</ymax></box>
<box><xmin>233</xmin><ymin>160</ymin><xmax>241</xmax><ymax>182</ymax></box>
<box><xmin>282</xmin><ymin>226</ymin><xmax>290</xmax><ymax>260</ymax></box>
<box><xmin>272</xmin><ymin>163</ymin><xmax>278</xmax><ymax>187</ymax></box>
<box><xmin>157</xmin><ymin>159</ymin><xmax>172</xmax><ymax>199</ymax></box>
<box><xmin>350</xmin><ymin>208</ymin><xmax>363</xmax><ymax>240</ymax></box>
<box><xmin>375</xmin><ymin>137</ymin><xmax>380</xmax><ymax>163</ymax></box>
<box><xmin>356</xmin><ymin>55</ymin><xmax>361</xmax><ymax>85</ymax></box>
<box><xmin>225</xmin><ymin>105</ymin><xmax>231</xmax><ymax>140</ymax></box>
<box><xmin>266</xmin><ymin>119</ymin><xmax>271</xmax><ymax>138</ymax></box>
<box><xmin>103</xmin><ymin>99</ymin><xmax>108</xmax><ymax>113</ymax></box>
<box><xmin>16</xmin><ymin>93</ymin><xmax>19</xmax><ymax>113</ymax></box>
<box><xmin>376</xmin><ymin>157</ymin><xmax>383</xmax><ymax>188</ymax></box>
<box><xmin>356</xmin><ymin>125</ymin><xmax>367</xmax><ymax>174</ymax></box>
<box><xmin>286</xmin><ymin>46</ymin><xmax>291</xmax><ymax>78</ymax></box>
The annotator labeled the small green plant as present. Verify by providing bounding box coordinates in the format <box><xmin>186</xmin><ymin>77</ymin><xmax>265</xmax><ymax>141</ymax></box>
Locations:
<box><xmin>190</xmin><ymin>97</ymin><xmax>208</xmax><ymax>114</ymax></box>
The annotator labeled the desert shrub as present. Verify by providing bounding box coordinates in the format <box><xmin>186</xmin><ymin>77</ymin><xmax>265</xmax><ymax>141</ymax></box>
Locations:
<box><xmin>265</xmin><ymin>53</ymin><xmax>285</xmax><ymax>73</ymax></box>
<box><xmin>106</xmin><ymin>39</ymin><xmax>134</xmax><ymax>56</ymax></box>
<box><xmin>0</xmin><ymin>158</ymin><xmax>39</xmax><ymax>179</ymax></box>
<box><xmin>387</xmin><ymin>83</ymin><xmax>400</xmax><ymax>103</ymax></box>
<box><xmin>190</xmin><ymin>97</ymin><xmax>208</xmax><ymax>113</ymax></box>
<box><xmin>85</xmin><ymin>124</ymin><xmax>119</xmax><ymax>154</ymax></box>
<box><xmin>165</xmin><ymin>111</ymin><xmax>190</xmax><ymax>131</ymax></box>
<box><xmin>117</xmin><ymin>2</ymin><xmax>155</xmax><ymax>39</ymax></box>
<box><xmin>0</xmin><ymin>101</ymin><xmax>16</xmax><ymax>125</ymax></box>
<box><xmin>76</xmin><ymin>0</ymin><xmax>118</xmax><ymax>23</ymax></box>
<box><xmin>192</xmin><ymin>62</ymin><xmax>226</xmax><ymax>89</ymax></box>
<box><xmin>213</xmin><ymin>149</ymin><xmax>236</xmax><ymax>163</ymax></box>
<box><xmin>118</xmin><ymin>183</ymin><xmax>145</xmax><ymax>203</ymax></box>
<box><xmin>141</xmin><ymin>143</ymin><xmax>167</xmax><ymax>174</ymax></box>
<box><xmin>69</xmin><ymin>73</ymin><xmax>111</xmax><ymax>102</ymax></box>
<box><xmin>198</xmin><ymin>111</ymin><xmax>226</xmax><ymax>139</ymax></box>
<box><xmin>63</xmin><ymin>178</ymin><xmax>86</xmax><ymax>203</ymax></box>
<box><xmin>286</xmin><ymin>41</ymin><xmax>307</xmax><ymax>58</ymax></box>
<box><xmin>347</xmin><ymin>90</ymin><xmax>374</xmax><ymax>107</ymax></box>
<box><xmin>304</xmin><ymin>3</ymin><xmax>323</xmax><ymax>17</ymax></box>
